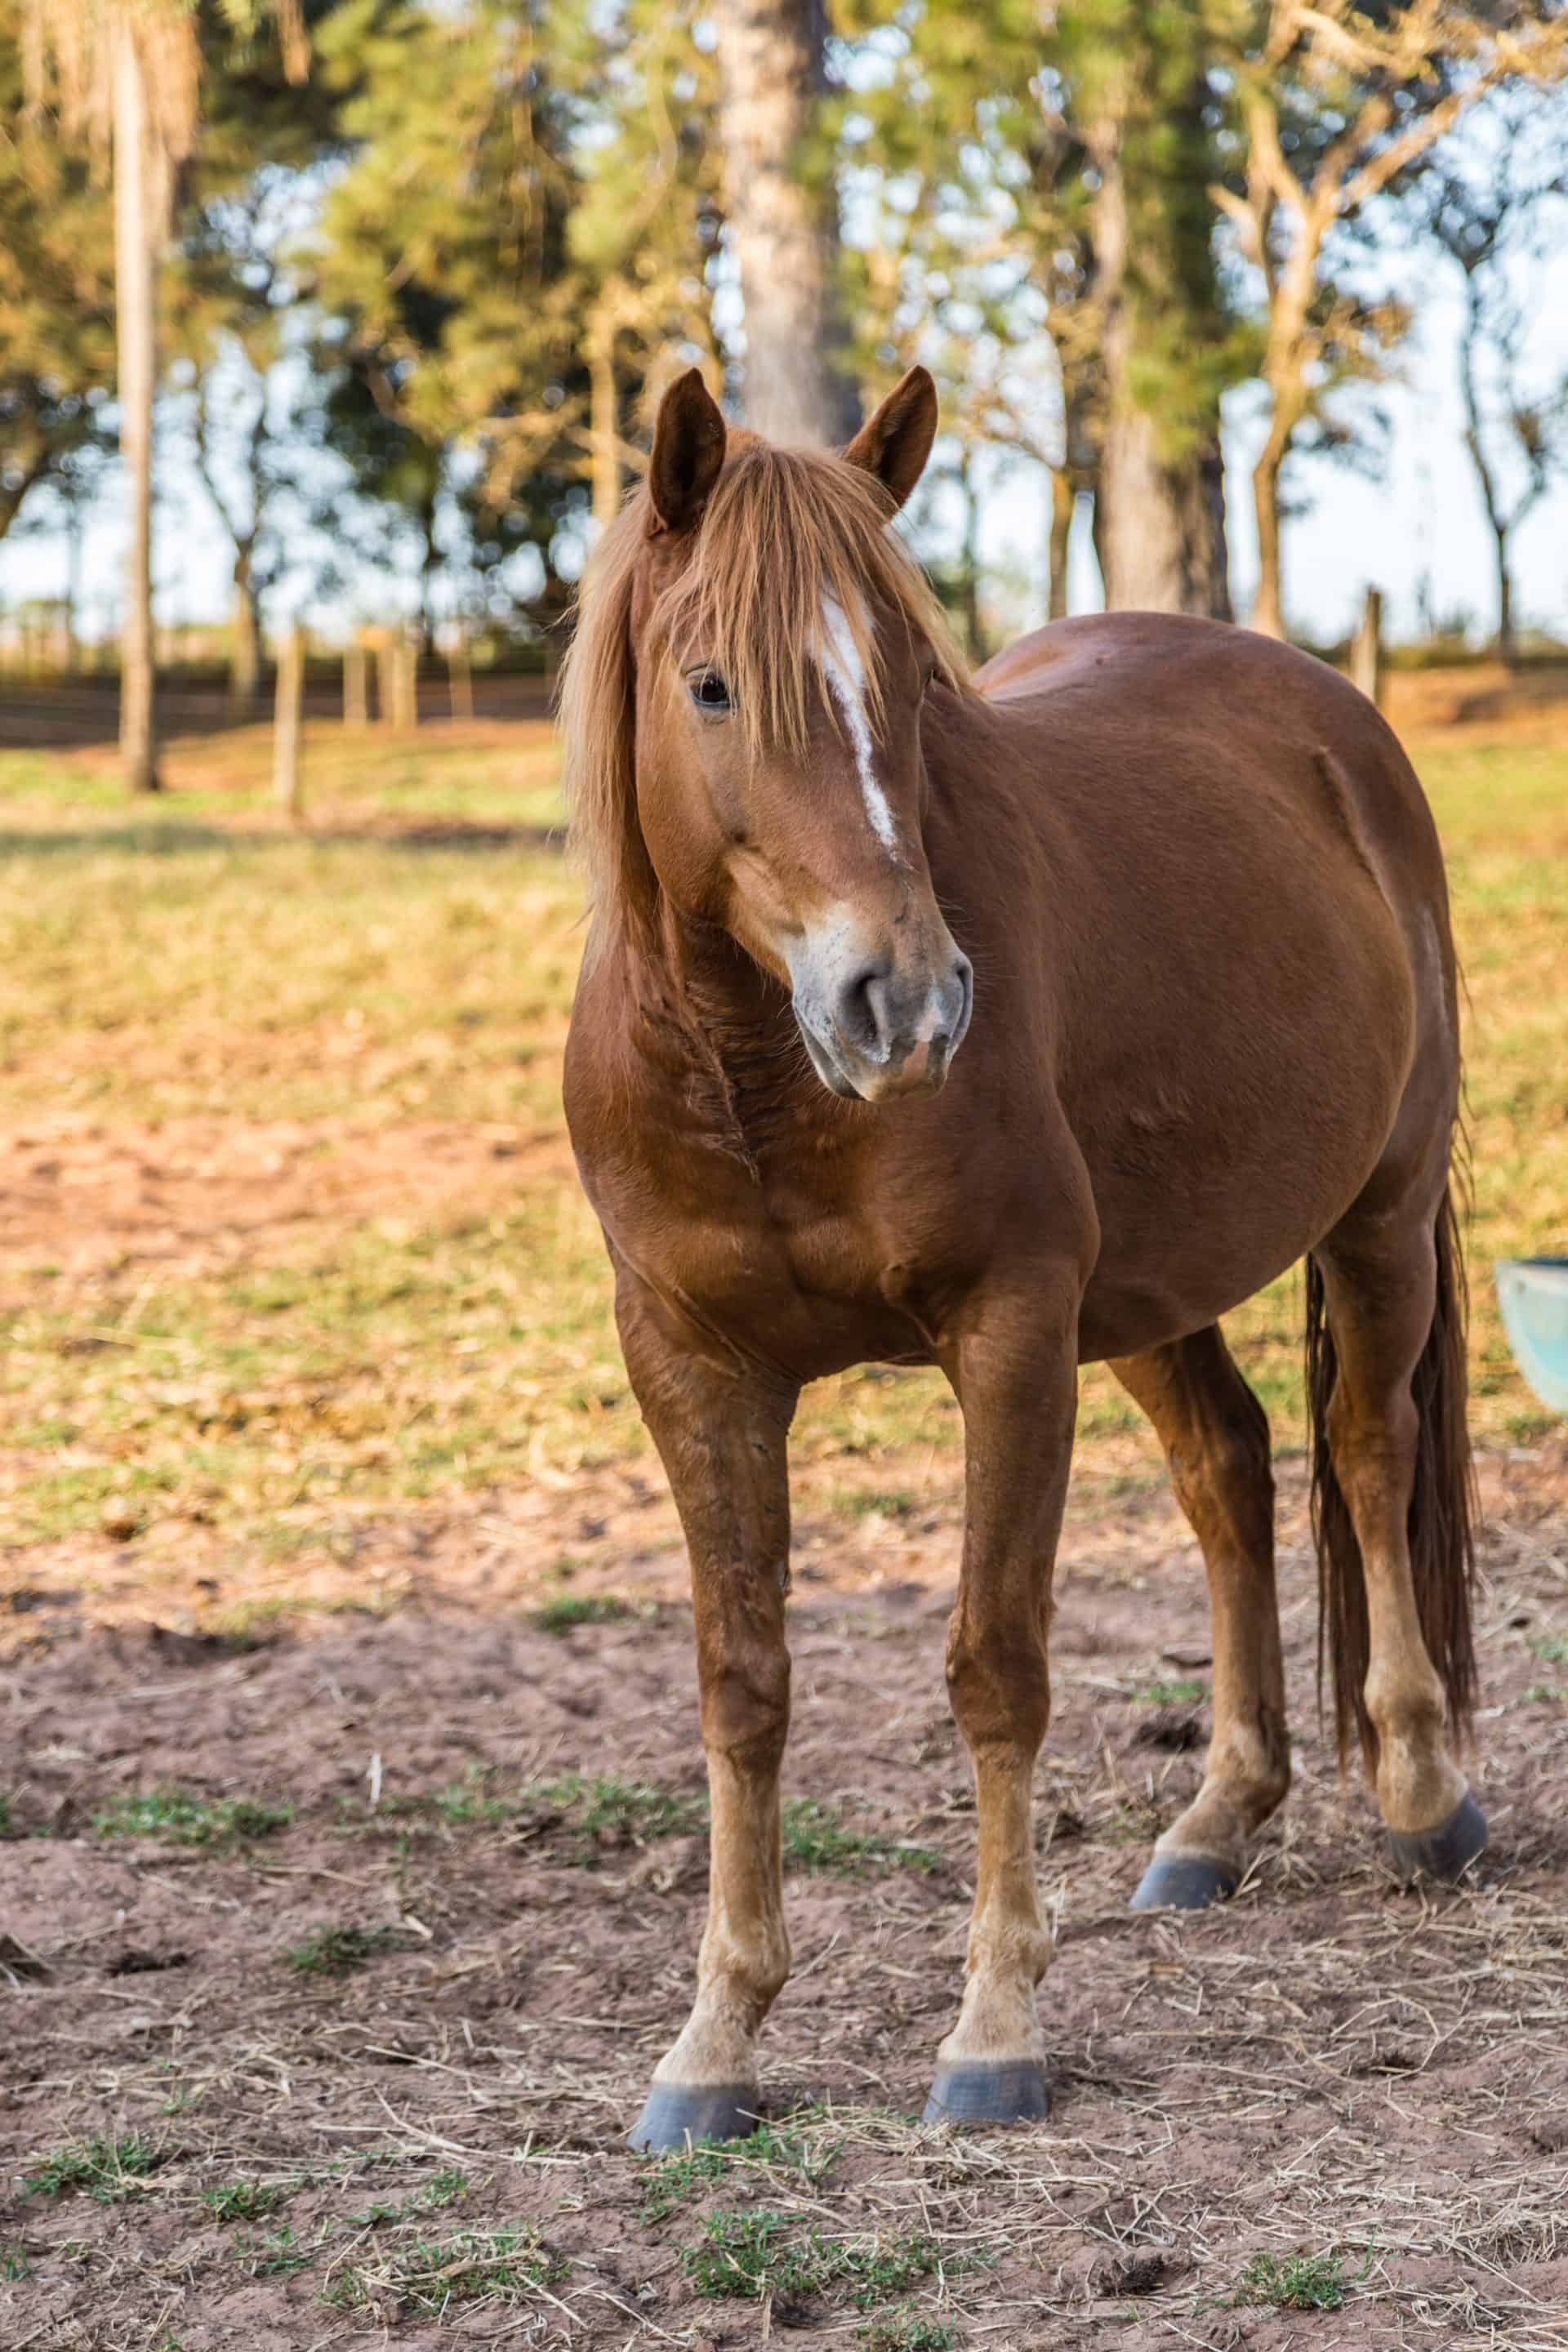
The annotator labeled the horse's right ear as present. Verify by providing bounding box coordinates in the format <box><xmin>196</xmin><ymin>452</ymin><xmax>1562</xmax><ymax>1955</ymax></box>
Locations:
<box><xmin>648</xmin><ymin>370</ymin><xmax>727</xmax><ymax>535</ymax></box>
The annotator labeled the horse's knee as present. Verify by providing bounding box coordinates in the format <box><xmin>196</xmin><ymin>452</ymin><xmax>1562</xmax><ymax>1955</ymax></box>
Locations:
<box><xmin>698</xmin><ymin>1643</ymin><xmax>791</xmax><ymax>1769</ymax></box>
<box><xmin>945</xmin><ymin>1620</ymin><xmax>1050</xmax><ymax>1754</ymax></box>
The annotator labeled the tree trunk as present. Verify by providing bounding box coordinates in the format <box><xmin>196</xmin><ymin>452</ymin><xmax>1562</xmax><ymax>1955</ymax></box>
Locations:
<box><xmin>1348</xmin><ymin>587</ymin><xmax>1383</xmax><ymax>709</ymax></box>
<box><xmin>273</xmin><ymin>622</ymin><xmax>305</xmax><ymax>820</ymax></box>
<box><xmin>1048</xmin><ymin>469</ymin><xmax>1075</xmax><ymax>621</ymax></box>
<box><xmin>586</xmin><ymin>311</ymin><xmax>621</xmax><ymax>532</ymax></box>
<box><xmin>344</xmin><ymin>640</ymin><xmax>368</xmax><ymax>727</ymax></box>
<box><xmin>1088</xmin><ymin>90</ymin><xmax>1230</xmax><ymax>620</ymax></box>
<box><xmin>1494</xmin><ymin>525</ymin><xmax>1515</xmax><ymax>665</ymax></box>
<box><xmin>231</xmin><ymin>551</ymin><xmax>261</xmax><ymax>710</ymax></box>
<box><xmin>1250</xmin><ymin>438</ymin><xmax>1286</xmax><ymax>640</ymax></box>
<box><xmin>112</xmin><ymin>15</ymin><xmax>160</xmax><ymax>793</ymax></box>
<box><xmin>711</xmin><ymin>0</ymin><xmax>858</xmax><ymax>446</ymax></box>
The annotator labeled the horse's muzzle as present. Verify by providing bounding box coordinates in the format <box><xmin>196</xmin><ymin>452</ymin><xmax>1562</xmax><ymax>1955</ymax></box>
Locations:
<box><xmin>792</xmin><ymin>936</ymin><xmax>973</xmax><ymax>1104</ymax></box>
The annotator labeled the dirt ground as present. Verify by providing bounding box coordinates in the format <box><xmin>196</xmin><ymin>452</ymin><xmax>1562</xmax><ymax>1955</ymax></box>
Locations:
<box><xmin>4</xmin><ymin>1438</ymin><xmax>1568</xmax><ymax>2351</ymax></box>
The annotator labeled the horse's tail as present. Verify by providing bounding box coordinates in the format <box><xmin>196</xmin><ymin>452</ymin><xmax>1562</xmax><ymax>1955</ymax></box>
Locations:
<box><xmin>1306</xmin><ymin>1179</ymin><xmax>1478</xmax><ymax>1772</ymax></box>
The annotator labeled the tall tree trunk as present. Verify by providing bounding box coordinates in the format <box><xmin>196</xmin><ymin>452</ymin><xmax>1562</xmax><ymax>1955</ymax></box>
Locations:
<box><xmin>586</xmin><ymin>310</ymin><xmax>621</xmax><ymax>532</ymax></box>
<box><xmin>112</xmin><ymin>12</ymin><xmax>159</xmax><ymax>792</ymax></box>
<box><xmin>1088</xmin><ymin>65</ymin><xmax>1230</xmax><ymax>620</ymax></box>
<box><xmin>1048</xmin><ymin>469</ymin><xmax>1074</xmax><ymax>622</ymax></box>
<box><xmin>1250</xmin><ymin>434</ymin><xmax>1286</xmax><ymax>640</ymax></box>
<box><xmin>1494</xmin><ymin>526</ymin><xmax>1515</xmax><ymax>665</ymax></box>
<box><xmin>712</xmin><ymin>0</ymin><xmax>858</xmax><ymax>446</ymax></box>
<box><xmin>231</xmin><ymin>549</ymin><xmax>261</xmax><ymax>710</ymax></box>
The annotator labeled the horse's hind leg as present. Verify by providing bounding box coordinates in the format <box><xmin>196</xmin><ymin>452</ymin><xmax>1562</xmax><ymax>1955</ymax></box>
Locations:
<box><xmin>1110</xmin><ymin>1328</ymin><xmax>1290</xmax><ymax>1909</ymax></box>
<box><xmin>1311</xmin><ymin>1180</ymin><xmax>1484</xmax><ymax>1878</ymax></box>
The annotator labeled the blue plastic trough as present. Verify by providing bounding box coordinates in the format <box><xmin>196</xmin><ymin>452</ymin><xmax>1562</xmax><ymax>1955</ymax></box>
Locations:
<box><xmin>1494</xmin><ymin>1258</ymin><xmax>1568</xmax><ymax>1417</ymax></box>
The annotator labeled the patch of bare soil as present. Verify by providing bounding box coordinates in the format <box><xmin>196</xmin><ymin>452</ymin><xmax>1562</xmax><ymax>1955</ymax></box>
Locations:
<box><xmin>3</xmin><ymin>1445</ymin><xmax>1568</xmax><ymax>2349</ymax></box>
<box><xmin>0</xmin><ymin>1116</ymin><xmax>568</xmax><ymax>1283</ymax></box>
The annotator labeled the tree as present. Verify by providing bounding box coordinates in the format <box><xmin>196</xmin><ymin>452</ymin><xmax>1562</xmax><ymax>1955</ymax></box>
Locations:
<box><xmin>711</xmin><ymin>0</ymin><xmax>858</xmax><ymax>444</ymax></box>
<box><xmin>0</xmin><ymin>4</ymin><xmax>116</xmax><ymax>546</ymax></box>
<box><xmin>1071</xmin><ymin>2</ymin><xmax>1239</xmax><ymax>617</ymax></box>
<box><xmin>1217</xmin><ymin>0</ymin><xmax>1568</xmax><ymax>639</ymax></box>
<box><xmin>1418</xmin><ymin>95</ymin><xmax>1568</xmax><ymax>660</ymax></box>
<box><xmin>24</xmin><ymin>0</ymin><xmax>306</xmax><ymax>790</ymax></box>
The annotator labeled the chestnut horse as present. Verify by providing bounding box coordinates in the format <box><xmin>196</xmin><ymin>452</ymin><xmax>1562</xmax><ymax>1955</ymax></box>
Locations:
<box><xmin>560</xmin><ymin>366</ymin><xmax>1481</xmax><ymax>2147</ymax></box>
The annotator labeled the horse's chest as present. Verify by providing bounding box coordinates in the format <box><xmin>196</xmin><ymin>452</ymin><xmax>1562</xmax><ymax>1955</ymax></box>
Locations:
<box><xmin>597</xmin><ymin>1122</ymin><xmax>935</xmax><ymax>1379</ymax></box>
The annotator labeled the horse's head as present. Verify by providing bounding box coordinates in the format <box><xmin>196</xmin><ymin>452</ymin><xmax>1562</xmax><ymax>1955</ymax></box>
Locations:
<box><xmin>564</xmin><ymin>367</ymin><xmax>973</xmax><ymax>1104</ymax></box>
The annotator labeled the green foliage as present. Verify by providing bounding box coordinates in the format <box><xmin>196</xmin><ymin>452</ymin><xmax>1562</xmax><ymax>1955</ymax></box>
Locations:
<box><xmin>92</xmin><ymin>1790</ymin><xmax>292</xmax><ymax>1846</ymax></box>
<box><xmin>285</xmin><ymin>1923</ymin><xmax>406</xmax><ymax>1976</ymax></box>
<box><xmin>1233</xmin><ymin>2247</ymin><xmax>1373</xmax><ymax>2311</ymax></box>
<box><xmin>203</xmin><ymin>2180</ymin><xmax>292</xmax><ymax>2223</ymax></box>
<box><xmin>1134</xmin><ymin>1680</ymin><xmax>1206</xmax><ymax>1707</ymax></box>
<box><xmin>345</xmin><ymin>2168</ymin><xmax>471</xmax><ymax>2226</ymax></box>
<box><xmin>638</xmin><ymin>2125</ymin><xmax>840</xmax><ymax>2224</ymax></box>
<box><xmin>321</xmin><ymin>2225</ymin><xmax>561</xmax><ymax>2312</ymax></box>
<box><xmin>782</xmin><ymin>1799</ymin><xmax>939</xmax><ymax>1878</ymax></box>
<box><xmin>24</xmin><ymin>2134</ymin><xmax>165</xmax><ymax>2203</ymax></box>
<box><xmin>683</xmin><ymin>2210</ymin><xmax>960</xmax><ymax>2310</ymax></box>
<box><xmin>859</xmin><ymin>2315</ymin><xmax>957</xmax><ymax>2352</ymax></box>
<box><xmin>532</xmin><ymin>1592</ymin><xmax>630</xmax><ymax>1633</ymax></box>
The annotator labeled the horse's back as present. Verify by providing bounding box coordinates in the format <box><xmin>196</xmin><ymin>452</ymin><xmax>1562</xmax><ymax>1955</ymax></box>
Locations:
<box><xmin>960</xmin><ymin>614</ymin><xmax>1460</xmax><ymax>1353</ymax></box>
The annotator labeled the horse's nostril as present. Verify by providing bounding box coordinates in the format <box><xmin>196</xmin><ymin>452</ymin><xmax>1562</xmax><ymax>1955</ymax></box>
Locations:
<box><xmin>840</xmin><ymin>961</ymin><xmax>893</xmax><ymax>1056</ymax></box>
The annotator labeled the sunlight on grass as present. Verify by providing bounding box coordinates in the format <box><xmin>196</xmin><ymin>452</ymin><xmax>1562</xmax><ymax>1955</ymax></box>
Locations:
<box><xmin>1</xmin><ymin>723</ymin><xmax>1563</xmax><ymax>1574</ymax></box>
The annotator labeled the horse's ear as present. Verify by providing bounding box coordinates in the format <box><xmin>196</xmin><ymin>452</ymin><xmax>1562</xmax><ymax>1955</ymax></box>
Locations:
<box><xmin>648</xmin><ymin>369</ymin><xmax>727</xmax><ymax>534</ymax></box>
<box><xmin>843</xmin><ymin>366</ymin><xmax>938</xmax><ymax>512</ymax></box>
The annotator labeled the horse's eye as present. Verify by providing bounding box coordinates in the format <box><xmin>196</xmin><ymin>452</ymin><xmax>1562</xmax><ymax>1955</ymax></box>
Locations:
<box><xmin>689</xmin><ymin>671</ymin><xmax>731</xmax><ymax>712</ymax></box>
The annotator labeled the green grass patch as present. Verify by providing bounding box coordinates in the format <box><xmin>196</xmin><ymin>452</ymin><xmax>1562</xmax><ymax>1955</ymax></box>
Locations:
<box><xmin>683</xmin><ymin>2209</ymin><xmax>965</xmax><ymax>2310</ymax></box>
<box><xmin>859</xmin><ymin>2316</ymin><xmax>957</xmax><ymax>2352</ymax></box>
<box><xmin>344</xmin><ymin>2168</ymin><xmax>471</xmax><ymax>2227</ymax></box>
<box><xmin>285</xmin><ymin>1922</ymin><xmax>408</xmax><ymax>1977</ymax></box>
<box><xmin>321</xmin><ymin>2225</ymin><xmax>561</xmax><ymax>2313</ymax></box>
<box><xmin>638</xmin><ymin>2124</ymin><xmax>841</xmax><ymax>2224</ymax></box>
<box><xmin>532</xmin><ymin>1592</ymin><xmax>630</xmax><ymax>1633</ymax></box>
<box><xmin>203</xmin><ymin>2180</ymin><xmax>293</xmax><ymax>2223</ymax></box>
<box><xmin>24</xmin><ymin>2133</ymin><xmax>166</xmax><ymax>2203</ymax></box>
<box><xmin>1529</xmin><ymin>1635</ymin><xmax>1568</xmax><ymax>1664</ymax></box>
<box><xmin>2</xmin><ymin>2247</ymin><xmax>33</xmax><ymax>2280</ymax></box>
<box><xmin>1133</xmin><ymin>1679</ymin><xmax>1206</xmax><ymax>1707</ymax></box>
<box><xmin>1232</xmin><ymin>2247</ymin><xmax>1373</xmax><ymax>2312</ymax></box>
<box><xmin>782</xmin><ymin>1797</ymin><xmax>940</xmax><ymax>1877</ymax></box>
<box><xmin>92</xmin><ymin>1790</ymin><xmax>292</xmax><ymax>1846</ymax></box>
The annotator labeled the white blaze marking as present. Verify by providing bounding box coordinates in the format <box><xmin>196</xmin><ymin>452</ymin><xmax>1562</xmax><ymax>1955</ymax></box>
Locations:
<box><xmin>817</xmin><ymin>595</ymin><xmax>898</xmax><ymax>857</ymax></box>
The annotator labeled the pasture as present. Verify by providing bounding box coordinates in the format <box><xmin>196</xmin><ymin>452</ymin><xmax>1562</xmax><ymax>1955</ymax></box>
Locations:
<box><xmin>2</xmin><ymin>687</ymin><xmax>1568</xmax><ymax>2348</ymax></box>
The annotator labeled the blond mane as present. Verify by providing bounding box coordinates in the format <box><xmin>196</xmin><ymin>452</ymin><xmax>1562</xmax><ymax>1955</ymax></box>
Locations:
<box><xmin>558</xmin><ymin>437</ymin><xmax>970</xmax><ymax>957</ymax></box>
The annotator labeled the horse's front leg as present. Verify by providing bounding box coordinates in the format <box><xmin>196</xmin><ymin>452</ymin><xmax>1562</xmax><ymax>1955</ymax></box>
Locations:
<box><xmin>615</xmin><ymin>1272</ymin><xmax>800</xmax><ymax>2152</ymax></box>
<box><xmin>926</xmin><ymin>1269</ymin><xmax>1080</xmax><ymax>2126</ymax></box>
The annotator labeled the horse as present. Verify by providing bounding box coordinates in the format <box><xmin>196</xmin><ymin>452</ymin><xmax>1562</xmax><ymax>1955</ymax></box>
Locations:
<box><xmin>559</xmin><ymin>364</ymin><xmax>1481</xmax><ymax>2148</ymax></box>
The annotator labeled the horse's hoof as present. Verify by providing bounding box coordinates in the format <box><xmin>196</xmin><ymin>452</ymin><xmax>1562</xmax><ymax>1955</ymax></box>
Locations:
<box><xmin>626</xmin><ymin>2082</ymin><xmax>761</xmax><ymax>2152</ymax></box>
<box><xmin>1388</xmin><ymin>1790</ymin><xmax>1487</xmax><ymax>1884</ymax></box>
<box><xmin>922</xmin><ymin>2060</ymin><xmax>1050</xmax><ymax>2127</ymax></box>
<box><xmin>1129</xmin><ymin>1852</ymin><xmax>1239</xmax><ymax>1912</ymax></box>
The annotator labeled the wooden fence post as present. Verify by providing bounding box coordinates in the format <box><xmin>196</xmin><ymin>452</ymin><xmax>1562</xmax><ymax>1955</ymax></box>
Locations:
<box><xmin>394</xmin><ymin>632</ymin><xmax>419</xmax><ymax>729</ymax></box>
<box><xmin>273</xmin><ymin>622</ymin><xmax>305</xmax><ymax>820</ymax></box>
<box><xmin>447</xmin><ymin>632</ymin><xmax>474</xmax><ymax>722</ymax></box>
<box><xmin>343</xmin><ymin>639</ymin><xmax>368</xmax><ymax>728</ymax></box>
<box><xmin>374</xmin><ymin>632</ymin><xmax>397</xmax><ymax>728</ymax></box>
<box><xmin>1350</xmin><ymin>587</ymin><xmax>1383</xmax><ymax>710</ymax></box>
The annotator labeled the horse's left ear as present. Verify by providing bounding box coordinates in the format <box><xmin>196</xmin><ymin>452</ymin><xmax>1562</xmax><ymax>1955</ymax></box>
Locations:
<box><xmin>843</xmin><ymin>366</ymin><xmax>938</xmax><ymax>512</ymax></box>
<box><xmin>648</xmin><ymin>368</ymin><xmax>727</xmax><ymax>534</ymax></box>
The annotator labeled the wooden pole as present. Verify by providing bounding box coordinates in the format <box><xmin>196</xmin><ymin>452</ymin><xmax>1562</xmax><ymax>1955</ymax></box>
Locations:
<box><xmin>447</xmin><ymin>633</ymin><xmax>474</xmax><ymax>722</ymax></box>
<box><xmin>395</xmin><ymin>632</ymin><xmax>419</xmax><ymax>729</ymax></box>
<box><xmin>1350</xmin><ymin>586</ymin><xmax>1383</xmax><ymax>710</ymax></box>
<box><xmin>343</xmin><ymin>639</ymin><xmax>368</xmax><ymax>728</ymax></box>
<box><xmin>273</xmin><ymin>622</ymin><xmax>305</xmax><ymax>819</ymax></box>
<box><xmin>112</xmin><ymin>16</ymin><xmax>160</xmax><ymax>792</ymax></box>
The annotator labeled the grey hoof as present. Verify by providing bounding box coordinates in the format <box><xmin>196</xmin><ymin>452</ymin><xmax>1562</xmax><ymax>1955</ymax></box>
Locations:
<box><xmin>1388</xmin><ymin>1790</ymin><xmax>1487</xmax><ymax>1884</ymax></box>
<box><xmin>923</xmin><ymin>2060</ymin><xmax>1049</xmax><ymax>2127</ymax></box>
<box><xmin>1129</xmin><ymin>1852</ymin><xmax>1239</xmax><ymax>1912</ymax></box>
<box><xmin>627</xmin><ymin>2082</ymin><xmax>761</xmax><ymax>2152</ymax></box>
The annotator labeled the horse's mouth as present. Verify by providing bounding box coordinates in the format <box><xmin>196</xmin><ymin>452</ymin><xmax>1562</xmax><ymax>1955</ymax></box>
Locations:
<box><xmin>795</xmin><ymin>1010</ymin><xmax>960</xmax><ymax>1104</ymax></box>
